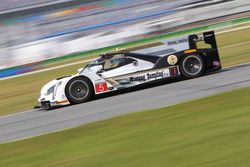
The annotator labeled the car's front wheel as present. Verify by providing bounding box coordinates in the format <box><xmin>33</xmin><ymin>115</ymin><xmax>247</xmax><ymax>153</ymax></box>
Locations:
<box><xmin>180</xmin><ymin>54</ymin><xmax>205</xmax><ymax>79</ymax></box>
<box><xmin>65</xmin><ymin>77</ymin><xmax>93</xmax><ymax>104</ymax></box>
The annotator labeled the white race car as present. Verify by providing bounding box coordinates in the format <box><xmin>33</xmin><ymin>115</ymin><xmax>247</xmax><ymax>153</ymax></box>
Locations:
<box><xmin>37</xmin><ymin>31</ymin><xmax>221</xmax><ymax>110</ymax></box>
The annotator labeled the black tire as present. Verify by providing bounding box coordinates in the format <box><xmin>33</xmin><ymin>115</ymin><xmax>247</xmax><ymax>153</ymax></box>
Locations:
<box><xmin>65</xmin><ymin>77</ymin><xmax>93</xmax><ymax>104</ymax></box>
<box><xmin>180</xmin><ymin>54</ymin><xmax>205</xmax><ymax>79</ymax></box>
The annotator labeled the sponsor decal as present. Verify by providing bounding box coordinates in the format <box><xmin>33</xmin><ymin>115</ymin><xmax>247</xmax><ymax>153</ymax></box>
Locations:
<box><xmin>169</xmin><ymin>67</ymin><xmax>178</xmax><ymax>76</ymax></box>
<box><xmin>95</xmin><ymin>82</ymin><xmax>108</xmax><ymax>93</ymax></box>
<box><xmin>205</xmin><ymin>34</ymin><xmax>213</xmax><ymax>37</ymax></box>
<box><xmin>167</xmin><ymin>38</ymin><xmax>188</xmax><ymax>45</ymax></box>
<box><xmin>129</xmin><ymin>71</ymin><xmax>169</xmax><ymax>82</ymax></box>
<box><xmin>147</xmin><ymin>71</ymin><xmax>164</xmax><ymax>79</ymax></box>
<box><xmin>167</xmin><ymin>55</ymin><xmax>178</xmax><ymax>65</ymax></box>
<box><xmin>162</xmin><ymin>36</ymin><xmax>189</xmax><ymax>52</ymax></box>
<box><xmin>130</xmin><ymin>75</ymin><xmax>146</xmax><ymax>82</ymax></box>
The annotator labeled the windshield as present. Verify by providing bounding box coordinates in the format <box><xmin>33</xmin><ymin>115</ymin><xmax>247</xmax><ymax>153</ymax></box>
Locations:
<box><xmin>83</xmin><ymin>53</ymin><xmax>125</xmax><ymax>71</ymax></box>
<box><xmin>82</xmin><ymin>58</ymin><xmax>102</xmax><ymax>71</ymax></box>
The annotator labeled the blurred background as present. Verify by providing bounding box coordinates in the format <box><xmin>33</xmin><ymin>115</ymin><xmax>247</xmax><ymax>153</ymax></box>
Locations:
<box><xmin>0</xmin><ymin>0</ymin><xmax>249</xmax><ymax>74</ymax></box>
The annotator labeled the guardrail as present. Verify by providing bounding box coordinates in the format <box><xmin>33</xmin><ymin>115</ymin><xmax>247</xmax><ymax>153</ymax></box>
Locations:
<box><xmin>0</xmin><ymin>15</ymin><xmax>250</xmax><ymax>79</ymax></box>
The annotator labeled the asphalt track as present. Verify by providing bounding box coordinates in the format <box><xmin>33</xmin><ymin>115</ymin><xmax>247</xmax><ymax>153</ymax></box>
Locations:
<box><xmin>0</xmin><ymin>63</ymin><xmax>250</xmax><ymax>143</ymax></box>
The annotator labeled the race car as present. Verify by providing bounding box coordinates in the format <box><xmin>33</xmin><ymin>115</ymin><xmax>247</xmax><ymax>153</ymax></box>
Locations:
<box><xmin>37</xmin><ymin>31</ymin><xmax>221</xmax><ymax>110</ymax></box>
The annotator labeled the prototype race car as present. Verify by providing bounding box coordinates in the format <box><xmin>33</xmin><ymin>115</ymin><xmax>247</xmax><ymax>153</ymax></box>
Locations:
<box><xmin>37</xmin><ymin>31</ymin><xmax>221</xmax><ymax>110</ymax></box>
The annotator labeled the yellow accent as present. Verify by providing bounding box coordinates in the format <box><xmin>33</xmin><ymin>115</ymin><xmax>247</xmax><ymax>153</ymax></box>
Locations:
<box><xmin>56</xmin><ymin>100</ymin><xmax>69</xmax><ymax>104</ymax></box>
<box><xmin>167</xmin><ymin>55</ymin><xmax>178</xmax><ymax>65</ymax></box>
<box><xmin>184</xmin><ymin>49</ymin><xmax>197</xmax><ymax>54</ymax></box>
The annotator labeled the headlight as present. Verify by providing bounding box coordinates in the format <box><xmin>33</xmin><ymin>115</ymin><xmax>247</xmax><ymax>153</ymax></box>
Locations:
<box><xmin>46</xmin><ymin>82</ymin><xmax>61</xmax><ymax>100</ymax></box>
<box><xmin>47</xmin><ymin>85</ymin><xmax>55</xmax><ymax>95</ymax></box>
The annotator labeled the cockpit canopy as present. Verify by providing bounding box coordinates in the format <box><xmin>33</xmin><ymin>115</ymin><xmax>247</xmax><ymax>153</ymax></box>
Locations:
<box><xmin>82</xmin><ymin>50</ymin><xmax>159</xmax><ymax>73</ymax></box>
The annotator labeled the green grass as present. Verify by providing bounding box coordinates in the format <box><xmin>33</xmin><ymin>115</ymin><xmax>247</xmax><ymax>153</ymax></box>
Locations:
<box><xmin>0</xmin><ymin>87</ymin><xmax>250</xmax><ymax>167</ymax></box>
<box><xmin>0</xmin><ymin>26</ymin><xmax>250</xmax><ymax>116</ymax></box>
<box><xmin>0</xmin><ymin>63</ymin><xmax>85</xmax><ymax>115</ymax></box>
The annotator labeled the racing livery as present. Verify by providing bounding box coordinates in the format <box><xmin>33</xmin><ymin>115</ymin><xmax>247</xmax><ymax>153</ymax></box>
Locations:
<box><xmin>37</xmin><ymin>31</ymin><xmax>221</xmax><ymax>110</ymax></box>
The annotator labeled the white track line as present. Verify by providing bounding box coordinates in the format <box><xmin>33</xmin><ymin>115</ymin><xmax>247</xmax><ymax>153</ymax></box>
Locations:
<box><xmin>0</xmin><ymin>109</ymin><xmax>38</xmax><ymax>119</ymax></box>
<box><xmin>216</xmin><ymin>25</ymin><xmax>250</xmax><ymax>34</ymax></box>
<box><xmin>0</xmin><ymin>23</ymin><xmax>250</xmax><ymax>81</ymax></box>
<box><xmin>1</xmin><ymin>125</ymin><xmax>80</xmax><ymax>144</ymax></box>
<box><xmin>0</xmin><ymin>58</ymin><xmax>96</xmax><ymax>81</ymax></box>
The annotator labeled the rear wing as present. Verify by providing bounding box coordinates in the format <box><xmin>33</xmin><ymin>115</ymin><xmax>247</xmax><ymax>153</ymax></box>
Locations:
<box><xmin>161</xmin><ymin>31</ymin><xmax>219</xmax><ymax>55</ymax></box>
<box><xmin>188</xmin><ymin>31</ymin><xmax>218</xmax><ymax>49</ymax></box>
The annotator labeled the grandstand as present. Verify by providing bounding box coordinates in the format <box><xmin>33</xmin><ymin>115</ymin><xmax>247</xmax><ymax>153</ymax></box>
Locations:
<box><xmin>0</xmin><ymin>0</ymin><xmax>249</xmax><ymax>71</ymax></box>
<box><xmin>0</xmin><ymin>0</ymin><xmax>199</xmax><ymax>45</ymax></box>
<box><xmin>0</xmin><ymin>0</ymin><xmax>75</xmax><ymax>13</ymax></box>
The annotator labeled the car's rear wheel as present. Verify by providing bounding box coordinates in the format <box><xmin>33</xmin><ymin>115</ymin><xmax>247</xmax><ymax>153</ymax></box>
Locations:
<box><xmin>180</xmin><ymin>54</ymin><xmax>205</xmax><ymax>79</ymax></box>
<box><xmin>65</xmin><ymin>77</ymin><xmax>93</xmax><ymax>104</ymax></box>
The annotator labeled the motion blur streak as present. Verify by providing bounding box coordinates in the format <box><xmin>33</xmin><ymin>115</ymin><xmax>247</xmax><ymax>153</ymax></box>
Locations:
<box><xmin>0</xmin><ymin>0</ymin><xmax>249</xmax><ymax>71</ymax></box>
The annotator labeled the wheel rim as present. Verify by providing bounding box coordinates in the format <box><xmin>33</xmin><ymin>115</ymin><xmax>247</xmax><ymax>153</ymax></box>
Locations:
<box><xmin>68</xmin><ymin>80</ymin><xmax>89</xmax><ymax>101</ymax></box>
<box><xmin>182</xmin><ymin>55</ymin><xmax>203</xmax><ymax>76</ymax></box>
